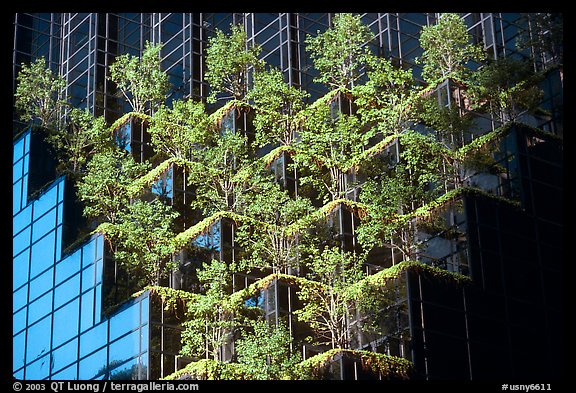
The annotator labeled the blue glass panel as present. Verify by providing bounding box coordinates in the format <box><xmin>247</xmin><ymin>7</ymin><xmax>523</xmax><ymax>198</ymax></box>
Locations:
<box><xmin>141</xmin><ymin>295</ymin><xmax>149</xmax><ymax>324</ymax></box>
<box><xmin>95</xmin><ymin>259</ymin><xmax>103</xmax><ymax>285</ymax></box>
<box><xmin>13</xmin><ymin>226</ymin><xmax>31</xmax><ymax>258</ymax></box>
<box><xmin>13</xmin><ymin>204</ymin><xmax>32</xmax><ymax>236</ymax></box>
<box><xmin>26</xmin><ymin>315</ymin><xmax>52</xmax><ymax>364</ymax></box>
<box><xmin>26</xmin><ymin>353</ymin><xmax>50</xmax><ymax>380</ymax></box>
<box><xmin>33</xmin><ymin>184</ymin><xmax>58</xmax><ymax>220</ymax></box>
<box><xmin>80</xmin><ymin>321</ymin><xmax>108</xmax><ymax>358</ymax></box>
<box><xmin>32</xmin><ymin>208</ymin><xmax>56</xmax><ymax>243</ymax></box>
<box><xmin>109</xmin><ymin>329</ymin><xmax>141</xmax><ymax>367</ymax></box>
<box><xmin>13</xmin><ymin>249</ymin><xmax>30</xmax><ymax>290</ymax></box>
<box><xmin>29</xmin><ymin>267</ymin><xmax>53</xmax><ymax>302</ymax></box>
<box><xmin>82</xmin><ymin>238</ymin><xmax>97</xmax><ymax>268</ymax></box>
<box><xmin>140</xmin><ymin>324</ymin><xmax>148</xmax><ymax>353</ymax></box>
<box><xmin>13</xmin><ymin>330</ymin><xmax>26</xmax><ymax>372</ymax></box>
<box><xmin>28</xmin><ymin>290</ymin><xmax>52</xmax><ymax>325</ymax></box>
<box><xmin>13</xmin><ymin>307</ymin><xmax>27</xmax><ymax>335</ymax></box>
<box><xmin>58</xmin><ymin>181</ymin><xmax>65</xmax><ymax>202</ymax></box>
<box><xmin>30</xmin><ymin>230</ymin><xmax>56</xmax><ymax>279</ymax></box>
<box><xmin>80</xmin><ymin>289</ymin><xmax>95</xmax><ymax>332</ymax></box>
<box><xmin>53</xmin><ymin>298</ymin><xmax>80</xmax><ymax>348</ymax></box>
<box><xmin>82</xmin><ymin>263</ymin><xmax>95</xmax><ymax>291</ymax></box>
<box><xmin>14</xmin><ymin>368</ymin><xmax>25</xmax><ymax>380</ymax></box>
<box><xmin>23</xmin><ymin>153</ymin><xmax>29</xmax><ymax>176</ymax></box>
<box><xmin>13</xmin><ymin>160</ymin><xmax>23</xmax><ymax>184</ymax></box>
<box><xmin>13</xmin><ymin>285</ymin><xmax>28</xmax><ymax>313</ymax></box>
<box><xmin>13</xmin><ymin>179</ymin><xmax>22</xmax><ymax>215</ymax></box>
<box><xmin>116</xmin><ymin>121</ymin><xmax>132</xmax><ymax>152</ymax></box>
<box><xmin>78</xmin><ymin>346</ymin><xmax>107</xmax><ymax>380</ymax></box>
<box><xmin>57</xmin><ymin>202</ymin><xmax>64</xmax><ymax>224</ymax></box>
<box><xmin>22</xmin><ymin>174</ymin><xmax>28</xmax><ymax>206</ymax></box>
<box><xmin>13</xmin><ymin>136</ymin><xmax>25</xmax><ymax>162</ymax></box>
<box><xmin>110</xmin><ymin>301</ymin><xmax>140</xmax><ymax>341</ymax></box>
<box><xmin>96</xmin><ymin>234</ymin><xmax>103</xmax><ymax>260</ymax></box>
<box><xmin>56</xmin><ymin>252</ymin><xmax>81</xmax><ymax>285</ymax></box>
<box><xmin>56</xmin><ymin>226</ymin><xmax>63</xmax><ymax>261</ymax></box>
<box><xmin>94</xmin><ymin>283</ymin><xmax>102</xmax><ymax>325</ymax></box>
<box><xmin>52</xmin><ymin>363</ymin><xmax>78</xmax><ymax>380</ymax></box>
<box><xmin>54</xmin><ymin>273</ymin><xmax>80</xmax><ymax>309</ymax></box>
<box><xmin>109</xmin><ymin>357</ymin><xmax>141</xmax><ymax>380</ymax></box>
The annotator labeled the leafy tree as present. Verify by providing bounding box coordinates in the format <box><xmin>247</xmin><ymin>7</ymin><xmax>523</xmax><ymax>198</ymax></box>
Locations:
<box><xmin>105</xmin><ymin>199</ymin><xmax>179</xmax><ymax>287</ymax></box>
<box><xmin>204</xmin><ymin>23</ymin><xmax>264</xmax><ymax>103</ymax></box>
<box><xmin>149</xmin><ymin>98</ymin><xmax>211</xmax><ymax>161</ymax></box>
<box><xmin>235</xmin><ymin>182</ymin><xmax>315</xmax><ymax>274</ymax></box>
<box><xmin>109</xmin><ymin>41</ymin><xmax>170</xmax><ymax>114</ymax></box>
<box><xmin>77</xmin><ymin>148</ymin><xmax>150</xmax><ymax>224</ymax></box>
<box><xmin>14</xmin><ymin>56</ymin><xmax>68</xmax><ymax>130</ymax></box>
<box><xmin>295</xmin><ymin>247</ymin><xmax>364</xmax><ymax>349</ymax></box>
<box><xmin>235</xmin><ymin>320</ymin><xmax>302</xmax><ymax>379</ymax></box>
<box><xmin>305</xmin><ymin>13</ymin><xmax>374</xmax><ymax>90</ymax></box>
<box><xmin>180</xmin><ymin>259</ymin><xmax>238</xmax><ymax>361</ymax></box>
<box><xmin>417</xmin><ymin>13</ymin><xmax>486</xmax><ymax>83</ymax></box>
<box><xmin>248</xmin><ymin>68</ymin><xmax>309</xmax><ymax>147</ymax></box>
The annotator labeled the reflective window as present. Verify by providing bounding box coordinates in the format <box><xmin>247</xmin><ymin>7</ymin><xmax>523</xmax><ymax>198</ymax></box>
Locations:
<box><xmin>13</xmin><ymin>307</ymin><xmax>27</xmax><ymax>335</ymax></box>
<box><xmin>110</xmin><ymin>301</ymin><xmax>140</xmax><ymax>341</ymax></box>
<box><xmin>13</xmin><ymin>179</ymin><xmax>22</xmax><ymax>214</ymax></box>
<box><xmin>82</xmin><ymin>238</ymin><xmax>97</xmax><ymax>268</ymax></box>
<box><xmin>52</xmin><ymin>338</ymin><xmax>78</xmax><ymax>374</ymax></box>
<box><xmin>13</xmin><ymin>249</ymin><xmax>30</xmax><ymax>290</ymax></box>
<box><xmin>13</xmin><ymin>135</ymin><xmax>26</xmax><ymax>162</ymax></box>
<box><xmin>28</xmin><ymin>290</ymin><xmax>52</xmax><ymax>325</ymax></box>
<box><xmin>30</xmin><ymin>230</ymin><xmax>56</xmax><ymax>278</ymax></box>
<box><xmin>109</xmin><ymin>356</ymin><xmax>144</xmax><ymax>380</ymax></box>
<box><xmin>13</xmin><ymin>330</ymin><xmax>26</xmax><ymax>372</ymax></box>
<box><xmin>13</xmin><ymin>226</ymin><xmax>31</xmax><ymax>258</ymax></box>
<box><xmin>79</xmin><ymin>346</ymin><xmax>107</xmax><ymax>380</ymax></box>
<box><xmin>13</xmin><ymin>285</ymin><xmax>28</xmax><ymax>313</ymax></box>
<box><xmin>55</xmin><ymin>252</ymin><xmax>81</xmax><ymax>285</ymax></box>
<box><xmin>109</xmin><ymin>329</ymin><xmax>141</xmax><ymax>366</ymax></box>
<box><xmin>53</xmin><ymin>298</ymin><xmax>79</xmax><ymax>348</ymax></box>
<box><xmin>13</xmin><ymin>205</ymin><xmax>32</xmax><ymax>236</ymax></box>
<box><xmin>80</xmin><ymin>289</ymin><xmax>95</xmax><ymax>332</ymax></box>
<box><xmin>54</xmin><ymin>273</ymin><xmax>80</xmax><ymax>309</ymax></box>
<box><xmin>80</xmin><ymin>321</ymin><xmax>108</xmax><ymax>358</ymax></box>
<box><xmin>116</xmin><ymin>121</ymin><xmax>132</xmax><ymax>151</ymax></box>
<box><xmin>52</xmin><ymin>363</ymin><xmax>77</xmax><ymax>380</ymax></box>
<box><xmin>26</xmin><ymin>353</ymin><xmax>50</xmax><ymax>380</ymax></box>
<box><xmin>33</xmin><ymin>183</ymin><xmax>58</xmax><ymax>220</ymax></box>
<box><xmin>82</xmin><ymin>263</ymin><xmax>95</xmax><ymax>291</ymax></box>
<box><xmin>26</xmin><ymin>315</ymin><xmax>52</xmax><ymax>364</ymax></box>
<box><xmin>32</xmin><ymin>208</ymin><xmax>57</xmax><ymax>243</ymax></box>
<box><xmin>29</xmin><ymin>267</ymin><xmax>53</xmax><ymax>302</ymax></box>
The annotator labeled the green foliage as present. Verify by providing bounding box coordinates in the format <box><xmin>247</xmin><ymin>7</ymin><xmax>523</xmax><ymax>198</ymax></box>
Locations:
<box><xmin>204</xmin><ymin>23</ymin><xmax>263</xmax><ymax>103</ymax></box>
<box><xmin>15</xmin><ymin>56</ymin><xmax>68</xmax><ymax>130</ymax></box>
<box><xmin>248</xmin><ymin>67</ymin><xmax>309</xmax><ymax>147</ymax></box>
<box><xmin>417</xmin><ymin>13</ymin><xmax>486</xmax><ymax>83</ymax></box>
<box><xmin>104</xmin><ymin>199</ymin><xmax>179</xmax><ymax>287</ymax></box>
<box><xmin>235</xmin><ymin>320</ymin><xmax>302</xmax><ymax>379</ymax></box>
<box><xmin>149</xmin><ymin>98</ymin><xmax>211</xmax><ymax>161</ymax></box>
<box><xmin>78</xmin><ymin>148</ymin><xmax>150</xmax><ymax>224</ymax></box>
<box><xmin>305</xmin><ymin>13</ymin><xmax>374</xmax><ymax>89</ymax></box>
<box><xmin>109</xmin><ymin>41</ymin><xmax>170</xmax><ymax>114</ymax></box>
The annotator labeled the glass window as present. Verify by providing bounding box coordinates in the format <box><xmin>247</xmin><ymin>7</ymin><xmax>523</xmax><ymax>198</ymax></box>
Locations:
<box><xmin>13</xmin><ymin>135</ymin><xmax>26</xmax><ymax>163</ymax></box>
<box><xmin>109</xmin><ymin>356</ymin><xmax>142</xmax><ymax>380</ymax></box>
<box><xmin>13</xmin><ymin>285</ymin><xmax>28</xmax><ymax>313</ymax></box>
<box><xmin>82</xmin><ymin>263</ymin><xmax>95</xmax><ymax>291</ymax></box>
<box><xmin>30</xmin><ymin>230</ymin><xmax>56</xmax><ymax>279</ymax></box>
<box><xmin>94</xmin><ymin>283</ymin><xmax>102</xmax><ymax>325</ymax></box>
<box><xmin>110</xmin><ymin>301</ymin><xmax>141</xmax><ymax>341</ymax></box>
<box><xmin>13</xmin><ymin>226</ymin><xmax>31</xmax><ymax>258</ymax></box>
<box><xmin>13</xmin><ymin>249</ymin><xmax>30</xmax><ymax>290</ymax></box>
<box><xmin>56</xmin><ymin>252</ymin><xmax>82</xmax><ymax>285</ymax></box>
<box><xmin>13</xmin><ymin>204</ymin><xmax>32</xmax><ymax>236</ymax></box>
<box><xmin>26</xmin><ymin>315</ymin><xmax>52</xmax><ymax>364</ymax></box>
<box><xmin>109</xmin><ymin>329</ymin><xmax>141</xmax><ymax>366</ymax></box>
<box><xmin>80</xmin><ymin>321</ymin><xmax>108</xmax><ymax>358</ymax></box>
<box><xmin>26</xmin><ymin>353</ymin><xmax>51</xmax><ymax>380</ymax></box>
<box><xmin>58</xmin><ymin>181</ymin><xmax>65</xmax><ymax>202</ymax></box>
<box><xmin>13</xmin><ymin>179</ymin><xmax>22</xmax><ymax>215</ymax></box>
<box><xmin>52</xmin><ymin>338</ymin><xmax>78</xmax><ymax>371</ymax></box>
<box><xmin>29</xmin><ymin>266</ymin><xmax>53</xmax><ymax>302</ymax></box>
<box><xmin>82</xmin><ymin>238</ymin><xmax>97</xmax><ymax>268</ymax></box>
<box><xmin>52</xmin><ymin>362</ymin><xmax>78</xmax><ymax>380</ymax></box>
<box><xmin>13</xmin><ymin>330</ymin><xmax>26</xmax><ymax>372</ymax></box>
<box><xmin>28</xmin><ymin>290</ymin><xmax>53</xmax><ymax>326</ymax></box>
<box><xmin>80</xmin><ymin>289</ymin><xmax>95</xmax><ymax>332</ymax></box>
<box><xmin>21</xmin><ymin>174</ymin><xmax>29</xmax><ymax>208</ymax></box>
<box><xmin>79</xmin><ymin>346</ymin><xmax>107</xmax><ymax>380</ymax></box>
<box><xmin>54</xmin><ymin>272</ymin><xmax>81</xmax><ymax>309</ymax></box>
<box><xmin>13</xmin><ymin>307</ymin><xmax>27</xmax><ymax>336</ymax></box>
<box><xmin>32</xmin><ymin>208</ymin><xmax>57</xmax><ymax>243</ymax></box>
<box><xmin>53</xmin><ymin>298</ymin><xmax>80</xmax><ymax>348</ymax></box>
<box><xmin>33</xmin><ymin>183</ymin><xmax>58</xmax><ymax>220</ymax></box>
<box><xmin>13</xmin><ymin>160</ymin><xmax>23</xmax><ymax>185</ymax></box>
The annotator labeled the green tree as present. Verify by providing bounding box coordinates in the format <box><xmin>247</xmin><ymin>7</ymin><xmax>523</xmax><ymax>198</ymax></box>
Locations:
<box><xmin>204</xmin><ymin>23</ymin><xmax>263</xmax><ymax>103</ymax></box>
<box><xmin>417</xmin><ymin>13</ymin><xmax>485</xmax><ymax>83</ymax></box>
<box><xmin>248</xmin><ymin>68</ymin><xmax>309</xmax><ymax>147</ymax></box>
<box><xmin>105</xmin><ymin>199</ymin><xmax>179</xmax><ymax>287</ymax></box>
<box><xmin>109</xmin><ymin>41</ymin><xmax>170</xmax><ymax>114</ymax></box>
<box><xmin>295</xmin><ymin>247</ymin><xmax>364</xmax><ymax>349</ymax></box>
<box><xmin>235</xmin><ymin>183</ymin><xmax>315</xmax><ymax>274</ymax></box>
<box><xmin>305</xmin><ymin>13</ymin><xmax>374</xmax><ymax>89</ymax></box>
<box><xmin>149</xmin><ymin>98</ymin><xmax>211</xmax><ymax>161</ymax></box>
<box><xmin>77</xmin><ymin>148</ymin><xmax>150</xmax><ymax>224</ymax></box>
<box><xmin>235</xmin><ymin>320</ymin><xmax>302</xmax><ymax>380</ymax></box>
<box><xmin>15</xmin><ymin>56</ymin><xmax>68</xmax><ymax>130</ymax></box>
<box><xmin>180</xmin><ymin>259</ymin><xmax>238</xmax><ymax>361</ymax></box>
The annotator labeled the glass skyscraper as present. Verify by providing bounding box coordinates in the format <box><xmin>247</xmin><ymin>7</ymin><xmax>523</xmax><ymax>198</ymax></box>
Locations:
<box><xmin>13</xmin><ymin>13</ymin><xmax>563</xmax><ymax>380</ymax></box>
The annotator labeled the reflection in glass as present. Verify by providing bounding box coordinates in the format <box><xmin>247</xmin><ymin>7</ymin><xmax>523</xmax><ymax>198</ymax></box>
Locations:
<box><xmin>81</xmin><ymin>289</ymin><xmax>95</xmax><ymax>332</ymax></box>
<box><xmin>28</xmin><ymin>290</ymin><xmax>52</xmax><ymax>325</ymax></box>
<box><xmin>109</xmin><ymin>329</ymin><xmax>141</xmax><ymax>367</ymax></box>
<box><xmin>80</xmin><ymin>321</ymin><xmax>108</xmax><ymax>358</ymax></box>
<box><xmin>79</xmin><ymin>346</ymin><xmax>107</xmax><ymax>380</ymax></box>
<box><xmin>13</xmin><ymin>226</ymin><xmax>31</xmax><ymax>258</ymax></box>
<box><xmin>52</xmin><ymin>362</ymin><xmax>77</xmax><ymax>380</ymax></box>
<box><xmin>32</xmin><ymin>208</ymin><xmax>56</xmax><ymax>243</ymax></box>
<box><xmin>13</xmin><ymin>307</ymin><xmax>26</xmax><ymax>335</ymax></box>
<box><xmin>26</xmin><ymin>315</ymin><xmax>52</xmax><ymax>365</ymax></box>
<box><xmin>13</xmin><ymin>330</ymin><xmax>26</xmax><ymax>372</ymax></box>
<box><xmin>33</xmin><ymin>184</ymin><xmax>58</xmax><ymax>220</ymax></box>
<box><xmin>53</xmin><ymin>298</ymin><xmax>80</xmax><ymax>348</ymax></box>
<box><xmin>110</xmin><ymin>301</ymin><xmax>140</xmax><ymax>341</ymax></box>
<box><xmin>52</xmin><ymin>337</ymin><xmax>78</xmax><ymax>375</ymax></box>
<box><xmin>56</xmin><ymin>252</ymin><xmax>82</xmax><ymax>285</ymax></box>
<box><xmin>54</xmin><ymin>273</ymin><xmax>80</xmax><ymax>309</ymax></box>
<box><xmin>26</xmin><ymin>353</ymin><xmax>50</xmax><ymax>380</ymax></box>
<box><xmin>30</xmin><ymin>230</ymin><xmax>56</xmax><ymax>278</ymax></box>
<box><xmin>29</xmin><ymin>267</ymin><xmax>53</xmax><ymax>302</ymax></box>
<box><xmin>13</xmin><ymin>249</ymin><xmax>30</xmax><ymax>289</ymax></box>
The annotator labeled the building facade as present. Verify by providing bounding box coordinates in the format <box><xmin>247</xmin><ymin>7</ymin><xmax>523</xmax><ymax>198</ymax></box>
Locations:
<box><xmin>13</xmin><ymin>13</ymin><xmax>563</xmax><ymax>380</ymax></box>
